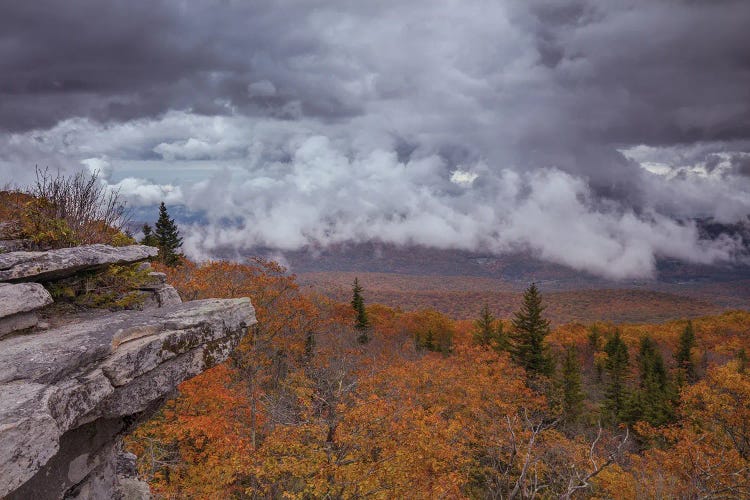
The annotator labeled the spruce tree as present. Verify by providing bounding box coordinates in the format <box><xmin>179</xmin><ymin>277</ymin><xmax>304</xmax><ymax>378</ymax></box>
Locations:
<box><xmin>491</xmin><ymin>320</ymin><xmax>510</xmax><ymax>354</ymax></box>
<box><xmin>473</xmin><ymin>304</ymin><xmax>495</xmax><ymax>347</ymax></box>
<box><xmin>674</xmin><ymin>321</ymin><xmax>697</xmax><ymax>384</ymax></box>
<box><xmin>422</xmin><ymin>329</ymin><xmax>435</xmax><ymax>351</ymax></box>
<box><xmin>510</xmin><ymin>283</ymin><xmax>552</xmax><ymax>376</ymax></box>
<box><xmin>140</xmin><ymin>223</ymin><xmax>159</xmax><ymax>247</ymax></box>
<box><xmin>351</xmin><ymin>278</ymin><xmax>370</xmax><ymax>343</ymax></box>
<box><xmin>559</xmin><ymin>345</ymin><xmax>585</xmax><ymax>424</ymax></box>
<box><xmin>473</xmin><ymin>304</ymin><xmax>509</xmax><ymax>353</ymax></box>
<box><xmin>588</xmin><ymin>325</ymin><xmax>602</xmax><ymax>350</ymax></box>
<box><xmin>154</xmin><ymin>202</ymin><xmax>183</xmax><ymax>266</ymax></box>
<box><xmin>626</xmin><ymin>336</ymin><xmax>675</xmax><ymax>426</ymax></box>
<box><xmin>603</xmin><ymin>330</ymin><xmax>629</xmax><ymax>422</ymax></box>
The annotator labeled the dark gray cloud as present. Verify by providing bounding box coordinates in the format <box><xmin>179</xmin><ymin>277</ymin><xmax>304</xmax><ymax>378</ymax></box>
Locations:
<box><xmin>3</xmin><ymin>0</ymin><xmax>749</xmax><ymax>139</ymax></box>
<box><xmin>1</xmin><ymin>0</ymin><xmax>749</xmax><ymax>278</ymax></box>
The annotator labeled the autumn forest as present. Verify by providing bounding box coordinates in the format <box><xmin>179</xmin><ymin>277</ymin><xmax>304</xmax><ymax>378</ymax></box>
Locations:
<box><xmin>125</xmin><ymin>258</ymin><xmax>750</xmax><ymax>499</ymax></box>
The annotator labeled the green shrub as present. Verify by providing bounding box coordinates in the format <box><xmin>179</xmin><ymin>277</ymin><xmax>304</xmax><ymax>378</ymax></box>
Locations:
<box><xmin>47</xmin><ymin>264</ymin><xmax>152</xmax><ymax>310</ymax></box>
<box><xmin>20</xmin><ymin>197</ymin><xmax>79</xmax><ymax>248</ymax></box>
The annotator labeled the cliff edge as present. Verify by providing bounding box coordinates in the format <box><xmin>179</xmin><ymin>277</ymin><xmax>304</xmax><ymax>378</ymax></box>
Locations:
<box><xmin>0</xmin><ymin>244</ymin><xmax>256</xmax><ymax>499</ymax></box>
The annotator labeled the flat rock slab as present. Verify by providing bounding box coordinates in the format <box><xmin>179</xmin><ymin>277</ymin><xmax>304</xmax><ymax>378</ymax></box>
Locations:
<box><xmin>0</xmin><ymin>298</ymin><xmax>254</xmax><ymax>386</ymax></box>
<box><xmin>0</xmin><ymin>297</ymin><xmax>255</xmax><ymax>497</ymax></box>
<box><xmin>0</xmin><ymin>244</ymin><xmax>158</xmax><ymax>282</ymax></box>
<box><xmin>0</xmin><ymin>283</ymin><xmax>53</xmax><ymax>318</ymax></box>
<box><xmin>0</xmin><ymin>312</ymin><xmax>41</xmax><ymax>339</ymax></box>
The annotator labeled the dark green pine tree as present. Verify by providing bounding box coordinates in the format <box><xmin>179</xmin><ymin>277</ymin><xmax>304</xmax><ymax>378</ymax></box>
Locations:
<box><xmin>510</xmin><ymin>283</ymin><xmax>553</xmax><ymax>376</ymax></box>
<box><xmin>559</xmin><ymin>345</ymin><xmax>585</xmax><ymax>424</ymax></box>
<box><xmin>674</xmin><ymin>321</ymin><xmax>697</xmax><ymax>384</ymax></box>
<box><xmin>473</xmin><ymin>303</ymin><xmax>495</xmax><ymax>346</ymax></box>
<box><xmin>351</xmin><ymin>278</ymin><xmax>370</xmax><ymax>344</ymax></box>
<box><xmin>422</xmin><ymin>329</ymin><xmax>435</xmax><ymax>351</ymax></box>
<box><xmin>473</xmin><ymin>304</ymin><xmax>510</xmax><ymax>353</ymax></box>
<box><xmin>490</xmin><ymin>320</ymin><xmax>510</xmax><ymax>354</ymax></box>
<box><xmin>588</xmin><ymin>325</ymin><xmax>602</xmax><ymax>350</ymax></box>
<box><xmin>140</xmin><ymin>223</ymin><xmax>159</xmax><ymax>247</ymax></box>
<box><xmin>603</xmin><ymin>330</ymin><xmax>629</xmax><ymax>423</ymax></box>
<box><xmin>154</xmin><ymin>202</ymin><xmax>183</xmax><ymax>266</ymax></box>
<box><xmin>626</xmin><ymin>336</ymin><xmax>675</xmax><ymax>427</ymax></box>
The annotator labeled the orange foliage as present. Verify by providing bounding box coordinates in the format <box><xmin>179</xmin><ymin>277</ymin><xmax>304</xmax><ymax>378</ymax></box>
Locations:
<box><xmin>127</xmin><ymin>262</ymin><xmax>750</xmax><ymax>499</ymax></box>
<box><xmin>596</xmin><ymin>362</ymin><xmax>750</xmax><ymax>498</ymax></box>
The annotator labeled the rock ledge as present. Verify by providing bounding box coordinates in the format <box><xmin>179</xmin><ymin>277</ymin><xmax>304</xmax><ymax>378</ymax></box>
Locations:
<box><xmin>0</xmin><ymin>243</ymin><xmax>256</xmax><ymax>499</ymax></box>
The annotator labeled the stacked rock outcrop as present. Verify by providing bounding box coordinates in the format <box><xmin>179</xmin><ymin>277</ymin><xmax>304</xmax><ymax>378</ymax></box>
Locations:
<box><xmin>0</xmin><ymin>243</ymin><xmax>256</xmax><ymax>499</ymax></box>
<box><xmin>0</xmin><ymin>282</ymin><xmax>53</xmax><ymax>338</ymax></box>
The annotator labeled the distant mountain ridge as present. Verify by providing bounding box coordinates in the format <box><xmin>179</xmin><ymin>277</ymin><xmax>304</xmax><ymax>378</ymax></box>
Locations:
<box><xmin>224</xmin><ymin>241</ymin><xmax>750</xmax><ymax>289</ymax></box>
<box><xmin>136</xmin><ymin>207</ymin><xmax>750</xmax><ymax>292</ymax></box>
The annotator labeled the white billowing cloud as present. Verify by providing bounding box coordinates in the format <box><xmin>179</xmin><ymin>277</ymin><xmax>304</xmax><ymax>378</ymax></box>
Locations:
<box><xmin>110</xmin><ymin>177</ymin><xmax>183</xmax><ymax>206</ymax></box>
<box><xmin>450</xmin><ymin>169</ymin><xmax>479</xmax><ymax>186</ymax></box>
<box><xmin>81</xmin><ymin>157</ymin><xmax>113</xmax><ymax>178</ymax></box>
<box><xmin>177</xmin><ymin>134</ymin><xmax>745</xmax><ymax>280</ymax></box>
<box><xmin>622</xmin><ymin>143</ymin><xmax>750</xmax><ymax>222</ymax></box>
<box><xmin>498</xmin><ymin>169</ymin><xmax>741</xmax><ymax>278</ymax></box>
<box><xmin>154</xmin><ymin>138</ymin><xmax>229</xmax><ymax>161</ymax></box>
<box><xmin>2</xmin><ymin>110</ymin><xmax>748</xmax><ymax>279</ymax></box>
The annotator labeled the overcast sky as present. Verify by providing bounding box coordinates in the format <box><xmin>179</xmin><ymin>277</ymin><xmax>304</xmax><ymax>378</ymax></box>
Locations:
<box><xmin>1</xmin><ymin>0</ymin><xmax>749</xmax><ymax>278</ymax></box>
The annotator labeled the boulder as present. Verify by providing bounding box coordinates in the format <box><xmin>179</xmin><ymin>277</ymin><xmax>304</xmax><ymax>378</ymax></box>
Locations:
<box><xmin>0</xmin><ymin>244</ymin><xmax>158</xmax><ymax>282</ymax></box>
<box><xmin>0</xmin><ymin>283</ymin><xmax>53</xmax><ymax>318</ymax></box>
<box><xmin>154</xmin><ymin>285</ymin><xmax>182</xmax><ymax>307</ymax></box>
<box><xmin>0</xmin><ymin>297</ymin><xmax>256</xmax><ymax>498</ymax></box>
<box><xmin>137</xmin><ymin>272</ymin><xmax>182</xmax><ymax>309</ymax></box>
<box><xmin>0</xmin><ymin>283</ymin><xmax>53</xmax><ymax>338</ymax></box>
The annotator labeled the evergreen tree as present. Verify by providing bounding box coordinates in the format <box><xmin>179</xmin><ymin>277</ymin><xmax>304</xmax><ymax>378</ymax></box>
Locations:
<box><xmin>490</xmin><ymin>320</ymin><xmax>510</xmax><ymax>354</ymax></box>
<box><xmin>603</xmin><ymin>330</ymin><xmax>629</xmax><ymax>422</ymax></box>
<box><xmin>351</xmin><ymin>278</ymin><xmax>370</xmax><ymax>344</ymax></box>
<box><xmin>510</xmin><ymin>283</ymin><xmax>553</xmax><ymax>376</ymax></box>
<box><xmin>140</xmin><ymin>223</ymin><xmax>159</xmax><ymax>247</ymax></box>
<box><xmin>626</xmin><ymin>336</ymin><xmax>675</xmax><ymax>426</ymax></box>
<box><xmin>674</xmin><ymin>321</ymin><xmax>697</xmax><ymax>384</ymax></box>
<box><xmin>587</xmin><ymin>325</ymin><xmax>602</xmax><ymax>350</ymax></box>
<box><xmin>154</xmin><ymin>202</ymin><xmax>183</xmax><ymax>266</ymax></box>
<box><xmin>559</xmin><ymin>345</ymin><xmax>585</xmax><ymax>424</ymax></box>
<box><xmin>473</xmin><ymin>304</ymin><xmax>495</xmax><ymax>346</ymax></box>
<box><xmin>472</xmin><ymin>304</ymin><xmax>509</xmax><ymax>353</ymax></box>
<box><xmin>422</xmin><ymin>329</ymin><xmax>435</xmax><ymax>351</ymax></box>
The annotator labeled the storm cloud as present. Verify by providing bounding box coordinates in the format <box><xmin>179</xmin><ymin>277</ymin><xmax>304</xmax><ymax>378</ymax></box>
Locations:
<box><xmin>1</xmin><ymin>0</ymin><xmax>749</xmax><ymax>278</ymax></box>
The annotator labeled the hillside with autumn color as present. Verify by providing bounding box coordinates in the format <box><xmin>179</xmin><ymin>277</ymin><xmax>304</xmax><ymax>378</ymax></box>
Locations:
<box><xmin>297</xmin><ymin>271</ymin><xmax>728</xmax><ymax>324</ymax></box>
<box><xmin>125</xmin><ymin>259</ymin><xmax>750</xmax><ymax>499</ymax></box>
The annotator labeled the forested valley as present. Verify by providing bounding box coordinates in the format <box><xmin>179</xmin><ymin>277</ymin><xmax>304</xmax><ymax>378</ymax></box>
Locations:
<box><xmin>126</xmin><ymin>258</ymin><xmax>750</xmax><ymax>499</ymax></box>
